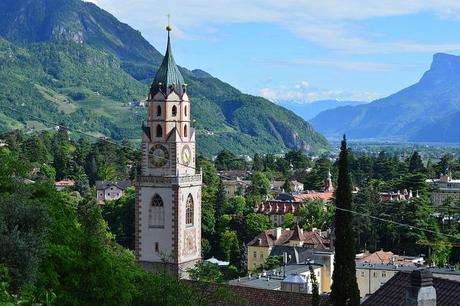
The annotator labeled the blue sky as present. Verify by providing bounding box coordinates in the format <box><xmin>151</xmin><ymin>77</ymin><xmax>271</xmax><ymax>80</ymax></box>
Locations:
<box><xmin>88</xmin><ymin>0</ymin><xmax>460</xmax><ymax>103</ymax></box>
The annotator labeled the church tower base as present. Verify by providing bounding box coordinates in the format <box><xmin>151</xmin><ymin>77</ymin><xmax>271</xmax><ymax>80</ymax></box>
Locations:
<box><xmin>138</xmin><ymin>258</ymin><xmax>201</xmax><ymax>279</ymax></box>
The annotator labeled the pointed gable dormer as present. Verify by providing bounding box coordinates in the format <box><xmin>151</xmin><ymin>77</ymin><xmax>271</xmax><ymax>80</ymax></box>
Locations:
<box><xmin>150</xmin><ymin>26</ymin><xmax>185</xmax><ymax>98</ymax></box>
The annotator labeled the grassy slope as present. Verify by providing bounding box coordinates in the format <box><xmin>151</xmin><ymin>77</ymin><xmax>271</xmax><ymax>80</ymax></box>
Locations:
<box><xmin>0</xmin><ymin>37</ymin><xmax>329</xmax><ymax>156</ymax></box>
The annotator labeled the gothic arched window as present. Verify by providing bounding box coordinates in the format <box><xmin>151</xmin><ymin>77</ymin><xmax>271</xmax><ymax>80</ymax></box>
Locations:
<box><xmin>172</xmin><ymin>105</ymin><xmax>177</xmax><ymax>117</ymax></box>
<box><xmin>184</xmin><ymin>124</ymin><xmax>188</xmax><ymax>137</ymax></box>
<box><xmin>156</xmin><ymin>124</ymin><xmax>162</xmax><ymax>137</ymax></box>
<box><xmin>149</xmin><ymin>194</ymin><xmax>164</xmax><ymax>228</ymax></box>
<box><xmin>157</xmin><ymin>105</ymin><xmax>162</xmax><ymax>117</ymax></box>
<box><xmin>184</xmin><ymin>105</ymin><xmax>187</xmax><ymax>117</ymax></box>
<box><xmin>186</xmin><ymin>194</ymin><xmax>194</xmax><ymax>226</ymax></box>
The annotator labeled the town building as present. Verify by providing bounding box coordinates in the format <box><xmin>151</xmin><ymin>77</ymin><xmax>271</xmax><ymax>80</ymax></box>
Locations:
<box><xmin>222</xmin><ymin>179</ymin><xmax>251</xmax><ymax>198</ymax></box>
<box><xmin>257</xmin><ymin>200</ymin><xmax>307</xmax><ymax>227</ymax></box>
<box><xmin>217</xmin><ymin>170</ymin><xmax>252</xmax><ymax>180</ymax></box>
<box><xmin>355</xmin><ymin>250</ymin><xmax>460</xmax><ymax>298</ymax></box>
<box><xmin>362</xmin><ymin>269</ymin><xmax>460</xmax><ymax>306</ymax></box>
<box><xmin>222</xmin><ymin>177</ymin><xmax>304</xmax><ymax>199</ymax></box>
<box><xmin>247</xmin><ymin>226</ymin><xmax>331</xmax><ymax>271</ymax></box>
<box><xmin>271</xmin><ymin>180</ymin><xmax>304</xmax><ymax>193</ymax></box>
<box><xmin>356</xmin><ymin>250</ymin><xmax>424</xmax><ymax>266</ymax></box>
<box><xmin>95</xmin><ymin>180</ymin><xmax>131</xmax><ymax>204</ymax></box>
<box><xmin>135</xmin><ymin>26</ymin><xmax>202</xmax><ymax>277</ymax></box>
<box><xmin>55</xmin><ymin>179</ymin><xmax>75</xmax><ymax>191</ymax></box>
<box><xmin>256</xmin><ymin>175</ymin><xmax>333</xmax><ymax>227</ymax></box>
<box><xmin>231</xmin><ymin>247</ymin><xmax>334</xmax><ymax>294</ymax></box>
<box><xmin>427</xmin><ymin>169</ymin><xmax>460</xmax><ymax>206</ymax></box>
<box><xmin>379</xmin><ymin>189</ymin><xmax>418</xmax><ymax>202</ymax></box>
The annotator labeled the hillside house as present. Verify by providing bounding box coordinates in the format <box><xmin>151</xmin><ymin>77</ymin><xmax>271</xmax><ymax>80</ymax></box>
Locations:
<box><xmin>96</xmin><ymin>180</ymin><xmax>131</xmax><ymax>204</ymax></box>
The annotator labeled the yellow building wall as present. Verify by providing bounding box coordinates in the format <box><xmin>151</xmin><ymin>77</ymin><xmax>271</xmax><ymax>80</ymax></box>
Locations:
<box><xmin>248</xmin><ymin>246</ymin><xmax>272</xmax><ymax>271</ymax></box>
<box><xmin>287</xmin><ymin>240</ymin><xmax>303</xmax><ymax>247</ymax></box>
<box><xmin>356</xmin><ymin>268</ymin><xmax>398</xmax><ymax>297</ymax></box>
<box><xmin>320</xmin><ymin>264</ymin><xmax>332</xmax><ymax>293</ymax></box>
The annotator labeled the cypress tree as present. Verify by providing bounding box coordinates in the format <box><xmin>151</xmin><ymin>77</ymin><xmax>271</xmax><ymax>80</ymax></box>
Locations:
<box><xmin>308</xmin><ymin>262</ymin><xmax>320</xmax><ymax>306</ymax></box>
<box><xmin>409</xmin><ymin>151</ymin><xmax>425</xmax><ymax>173</ymax></box>
<box><xmin>331</xmin><ymin>135</ymin><xmax>360</xmax><ymax>306</ymax></box>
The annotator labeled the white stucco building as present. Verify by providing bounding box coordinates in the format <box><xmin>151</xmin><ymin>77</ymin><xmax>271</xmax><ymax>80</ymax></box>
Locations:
<box><xmin>96</xmin><ymin>180</ymin><xmax>131</xmax><ymax>204</ymax></box>
<box><xmin>427</xmin><ymin>169</ymin><xmax>460</xmax><ymax>206</ymax></box>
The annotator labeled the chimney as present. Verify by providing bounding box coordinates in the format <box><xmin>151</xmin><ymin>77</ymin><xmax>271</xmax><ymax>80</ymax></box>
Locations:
<box><xmin>405</xmin><ymin>269</ymin><xmax>436</xmax><ymax>306</ymax></box>
<box><xmin>275</xmin><ymin>227</ymin><xmax>282</xmax><ymax>240</ymax></box>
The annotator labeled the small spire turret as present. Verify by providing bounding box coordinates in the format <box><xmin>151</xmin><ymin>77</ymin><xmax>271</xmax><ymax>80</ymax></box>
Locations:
<box><xmin>150</xmin><ymin>17</ymin><xmax>185</xmax><ymax>96</ymax></box>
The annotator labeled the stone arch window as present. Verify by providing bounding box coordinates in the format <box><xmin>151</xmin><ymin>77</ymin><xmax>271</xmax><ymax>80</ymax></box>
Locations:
<box><xmin>156</xmin><ymin>124</ymin><xmax>162</xmax><ymax>137</ymax></box>
<box><xmin>184</xmin><ymin>124</ymin><xmax>188</xmax><ymax>137</ymax></box>
<box><xmin>149</xmin><ymin>194</ymin><xmax>164</xmax><ymax>228</ymax></box>
<box><xmin>184</xmin><ymin>105</ymin><xmax>187</xmax><ymax>116</ymax></box>
<box><xmin>157</xmin><ymin>105</ymin><xmax>162</xmax><ymax>117</ymax></box>
<box><xmin>172</xmin><ymin>105</ymin><xmax>177</xmax><ymax>117</ymax></box>
<box><xmin>186</xmin><ymin>194</ymin><xmax>194</xmax><ymax>226</ymax></box>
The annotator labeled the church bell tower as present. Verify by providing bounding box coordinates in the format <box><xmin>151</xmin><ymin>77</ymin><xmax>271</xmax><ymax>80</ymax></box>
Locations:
<box><xmin>135</xmin><ymin>25</ymin><xmax>202</xmax><ymax>276</ymax></box>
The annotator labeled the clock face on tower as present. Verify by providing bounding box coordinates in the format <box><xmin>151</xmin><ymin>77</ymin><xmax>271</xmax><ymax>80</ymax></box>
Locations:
<box><xmin>149</xmin><ymin>144</ymin><xmax>169</xmax><ymax>168</ymax></box>
<box><xmin>181</xmin><ymin>145</ymin><xmax>192</xmax><ymax>166</ymax></box>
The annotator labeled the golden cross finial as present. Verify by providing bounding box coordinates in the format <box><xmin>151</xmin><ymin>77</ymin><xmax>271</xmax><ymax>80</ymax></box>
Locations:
<box><xmin>166</xmin><ymin>14</ymin><xmax>172</xmax><ymax>32</ymax></box>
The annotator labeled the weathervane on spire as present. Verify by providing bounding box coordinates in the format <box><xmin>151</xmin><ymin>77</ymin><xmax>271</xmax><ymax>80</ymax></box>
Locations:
<box><xmin>166</xmin><ymin>14</ymin><xmax>172</xmax><ymax>32</ymax></box>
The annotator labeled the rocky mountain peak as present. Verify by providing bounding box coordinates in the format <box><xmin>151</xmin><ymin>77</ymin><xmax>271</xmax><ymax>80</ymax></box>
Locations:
<box><xmin>420</xmin><ymin>53</ymin><xmax>460</xmax><ymax>86</ymax></box>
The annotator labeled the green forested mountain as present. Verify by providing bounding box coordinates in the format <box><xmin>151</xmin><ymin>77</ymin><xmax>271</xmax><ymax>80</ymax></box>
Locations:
<box><xmin>0</xmin><ymin>0</ymin><xmax>328</xmax><ymax>156</ymax></box>
<box><xmin>311</xmin><ymin>53</ymin><xmax>460</xmax><ymax>143</ymax></box>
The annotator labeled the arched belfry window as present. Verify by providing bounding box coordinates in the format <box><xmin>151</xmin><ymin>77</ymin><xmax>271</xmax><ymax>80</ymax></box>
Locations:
<box><xmin>186</xmin><ymin>194</ymin><xmax>194</xmax><ymax>226</ymax></box>
<box><xmin>157</xmin><ymin>105</ymin><xmax>162</xmax><ymax>117</ymax></box>
<box><xmin>172</xmin><ymin>105</ymin><xmax>177</xmax><ymax>117</ymax></box>
<box><xmin>156</xmin><ymin>124</ymin><xmax>162</xmax><ymax>137</ymax></box>
<box><xmin>184</xmin><ymin>124</ymin><xmax>188</xmax><ymax>137</ymax></box>
<box><xmin>184</xmin><ymin>105</ymin><xmax>188</xmax><ymax>117</ymax></box>
<box><xmin>149</xmin><ymin>194</ymin><xmax>164</xmax><ymax>228</ymax></box>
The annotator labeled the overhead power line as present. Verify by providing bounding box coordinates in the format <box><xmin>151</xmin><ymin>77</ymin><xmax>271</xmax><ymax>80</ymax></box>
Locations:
<box><xmin>320</xmin><ymin>201</ymin><xmax>460</xmax><ymax>241</ymax></box>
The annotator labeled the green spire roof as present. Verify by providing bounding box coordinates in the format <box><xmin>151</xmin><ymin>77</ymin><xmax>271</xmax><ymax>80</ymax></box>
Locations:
<box><xmin>151</xmin><ymin>31</ymin><xmax>185</xmax><ymax>96</ymax></box>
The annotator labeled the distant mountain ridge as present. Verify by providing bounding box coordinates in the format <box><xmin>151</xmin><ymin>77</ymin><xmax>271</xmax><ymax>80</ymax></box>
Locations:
<box><xmin>277</xmin><ymin>99</ymin><xmax>367</xmax><ymax>121</ymax></box>
<box><xmin>310</xmin><ymin>53</ymin><xmax>460</xmax><ymax>143</ymax></box>
<box><xmin>0</xmin><ymin>0</ymin><xmax>329</xmax><ymax>156</ymax></box>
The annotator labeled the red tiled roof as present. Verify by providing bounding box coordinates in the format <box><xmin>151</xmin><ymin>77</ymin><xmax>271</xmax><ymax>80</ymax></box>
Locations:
<box><xmin>303</xmin><ymin>231</ymin><xmax>328</xmax><ymax>248</ymax></box>
<box><xmin>357</xmin><ymin>250</ymin><xmax>395</xmax><ymax>264</ymax></box>
<box><xmin>55</xmin><ymin>179</ymin><xmax>75</xmax><ymax>187</ymax></box>
<box><xmin>357</xmin><ymin>250</ymin><xmax>420</xmax><ymax>266</ymax></box>
<box><xmin>257</xmin><ymin>195</ymin><xmax>332</xmax><ymax>215</ymax></box>
<box><xmin>248</xmin><ymin>227</ymin><xmax>330</xmax><ymax>249</ymax></box>
<box><xmin>293</xmin><ymin>192</ymin><xmax>333</xmax><ymax>202</ymax></box>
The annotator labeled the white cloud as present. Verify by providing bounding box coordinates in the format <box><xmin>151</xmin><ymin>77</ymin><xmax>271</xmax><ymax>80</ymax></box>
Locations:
<box><xmin>259</xmin><ymin>81</ymin><xmax>381</xmax><ymax>103</ymax></box>
<box><xmin>86</xmin><ymin>0</ymin><xmax>460</xmax><ymax>54</ymax></box>
<box><xmin>253</xmin><ymin>58</ymin><xmax>419</xmax><ymax>72</ymax></box>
